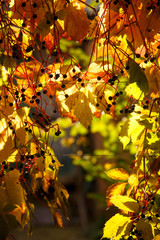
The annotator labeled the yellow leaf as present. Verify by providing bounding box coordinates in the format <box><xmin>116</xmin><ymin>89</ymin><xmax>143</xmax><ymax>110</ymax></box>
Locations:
<box><xmin>102</xmin><ymin>213</ymin><xmax>131</xmax><ymax>239</ymax></box>
<box><xmin>72</xmin><ymin>92</ymin><xmax>92</xmax><ymax>128</ymax></box>
<box><xmin>4</xmin><ymin>169</ymin><xmax>26</xmax><ymax>207</ymax></box>
<box><xmin>7</xmin><ymin>150</ymin><xmax>19</xmax><ymax>163</ymax></box>
<box><xmin>153</xmin><ymin>234</ymin><xmax>160</xmax><ymax>240</ymax></box>
<box><xmin>0</xmin><ymin>65</ymin><xmax>8</xmax><ymax>86</ymax></box>
<box><xmin>106</xmin><ymin>168</ymin><xmax>129</xmax><ymax>180</ymax></box>
<box><xmin>128</xmin><ymin>173</ymin><xmax>139</xmax><ymax>187</ymax></box>
<box><xmin>110</xmin><ymin>195</ymin><xmax>139</xmax><ymax>213</ymax></box>
<box><xmin>106</xmin><ymin>183</ymin><xmax>127</xmax><ymax>207</ymax></box>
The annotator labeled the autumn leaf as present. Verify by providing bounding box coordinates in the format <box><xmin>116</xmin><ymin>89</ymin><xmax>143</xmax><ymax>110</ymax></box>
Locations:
<box><xmin>125</xmin><ymin>60</ymin><xmax>149</xmax><ymax>100</ymax></box>
<box><xmin>106</xmin><ymin>183</ymin><xmax>127</xmax><ymax>207</ymax></box>
<box><xmin>105</xmin><ymin>168</ymin><xmax>129</xmax><ymax>180</ymax></box>
<box><xmin>102</xmin><ymin>213</ymin><xmax>132</xmax><ymax>240</ymax></box>
<box><xmin>110</xmin><ymin>195</ymin><xmax>139</xmax><ymax>213</ymax></box>
<box><xmin>64</xmin><ymin>3</ymin><xmax>90</xmax><ymax>41</ymax></box>
<box><xmin>136</xmin><ymin>219</ymin><xmax>153</xmax><ymax>240</ymax></box>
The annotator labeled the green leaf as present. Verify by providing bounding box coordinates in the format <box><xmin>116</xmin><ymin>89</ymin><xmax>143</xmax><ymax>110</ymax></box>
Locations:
<box><xmin>125</xmin><ymin>60</ymin><xmax>149</xmax><ymax>100</ymax></box>
<box><xmin>102</xmin><ymin>213</ymin><xmax>132</xmax><ymax>239</ymax></box>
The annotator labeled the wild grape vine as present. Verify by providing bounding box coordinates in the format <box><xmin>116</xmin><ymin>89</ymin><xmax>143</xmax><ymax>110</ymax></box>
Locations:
<box><xmin>0</xmin><ymin>0</ymin><xmax>160</xmax><ymax>239</ymax></box>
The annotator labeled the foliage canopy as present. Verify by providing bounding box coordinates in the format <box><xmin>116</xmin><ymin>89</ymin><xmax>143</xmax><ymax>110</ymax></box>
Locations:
<box><xmin>0</xmin><ymin>0</ymin><xmax>160</xmax><ymax>239</ymax></box>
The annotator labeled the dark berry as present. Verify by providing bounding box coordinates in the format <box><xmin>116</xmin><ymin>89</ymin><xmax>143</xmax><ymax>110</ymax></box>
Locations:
<box><xmin>136</xmin><ymin>54</ymin><xmax>140</xmax><ymax>58</ymax></box>
<box><xmin>141</xmin><ymin>214</ymin><xmax>145</xmax><ymax>218</ymax></box>
<box><xmin>22</xmin><ymin>2</ymin><xmax>26</xmax><ymax>7</ymax></box>
<box><xmin>54</xmin><ymin>16</ymin><xmax>58</xmax><ymax>20</ymax></box>
<box><xmin>33</xmin><ymin>2</ymin><xmax>37</xmax><ymax>8</ymax></box>
<box><xmin>156</xmin><ymin>214</ymin><xmax>159</xmax><ymax>217</ymax></box>
<box><xmin>22</xmin><ymin>22</ymin><xmax>26</xmax><ymax>27</ymax></box>
<box><xmin>115</xmin><ymin>92</ymin><xmax>119</xmax><ymax>97</ymax></box>
<box><xmin>125</xmin><ymin>108</ymin><xmax>128</xmax><ymax>113</ymax></box>
<box><xmin>0</xmin><ymin>39</ymin><xmax>3</xmax><ymax>44</ymax></box>
<box><xmin>55</xmin><ymin>130</ymin><xmax>61</xmax><ymax>136</ymax></box>
<box><xmin>96</xmin><ymin>103</ymin><xmax>99</xmax><ymax>107</ymax></box>
<box><xmin>35</xmin><ymin>98</ymin><xmax>40</xmax><ymax>104</ymax></box>
<box><xmin>81</xmin><ymin>83</ymin><xmax>84</xmax><ymax>87</ymax></box>
<box><xmin>36</xmin><ymin>91</ymin><xmax>41</xmax><ymax>96</ymax></box>
<box><xmin>38</xmin><ymin>83</ymin><xmax>42</xmax><ymax>87</ymax></box>
<box><xmin>148</xmin><ymin>216</ymin><xmax>152</xmax><ymax>221</ymax></box>
<box><xmin>108</xmin><ymin>96</ymin><xmax>112</xmax><ymax>100</ymax></box>
<box><xmin>32</xmin><ymin>95</ymin><xmax>36</xmax><ymax>99</ymax></box>
<box><xmin>41</xmin><ymin>150</ymin><xmax>45</xmax><ymax>156</ymax></box>
<box><xmin>61</xmin><ymin>84</ymin><xmax>65</xmax><ymax>88</ymax></box>
<box><xmin>125</xmin><ymin>65</ymin><xmax>129</xmax><ymax>70</ymax></box>
<box><xmin>49</xmin><ymin>74</ymin><xmax>53</xmax><ymax>78</ymax></box>
<box><xmin>4</xmin><ymin>164</ymin><xmax>8</xmax><ymax>169</ymax></box>
<box><xmin>112</xmin><ymin>75</ymin><xmax>118</xmax><ymax>81</ymax></box>
<box><xmin>78</xmin><ymin>78</ymin><xmax>82</xmax><ymax>82</ymax></box>
<box><xmin>9</xmin><ymin>102</ymin><xmax>13</xmax><ymax>107</ymax></box>
<box><xmin>49</xmin><ymin>95</ymin><xmax>53</xmax><ymax>99</ymax></box>
<box><xmin>63</xmin><ymin>74</ymin><xmax>67</xmax><ymax>78</ymax></box>
<box><xmin>72</xmin><ymin>68</ymin><xmax>76</xmax><ymax>73</ymax></box>
<box><xmin>55</xmin><ymin>73</ymin><xmax>60</xmax><ymax>79</ymax></box>
<box><xmin>21</xmin><ymin>88</ymin><xmax>25</xmax><ymax>92</ymax></box>
<box><xmin>43</xmin><ymin>90</ymin><xmax>47</xmax><ymax>94</ymax></box>
<box><xmin>41</xmin><ymin>68</ymin><xmax>45</xmax><ymax>73</ymax></box>
<box><xmin>3</xmin><ymin>95</ymin><xmax>8</xmax><ymax>99</ymax></box>
<box><xmin>112</xmin><ymin>101</ymin><xmax>116</xmax><ymax>105</ymax></box>
<box><xmin>33</xmin><ymin>14</ymin><xmax>37</xmax><ymax>19</ymax></box>
<box><xmin>22</xmin><ymin>97</ymin><xmax>26</xmax><ymax>101</ymax></box>
<box><xmin>97</xmin><ymin>76</ymin><xmax>101</xmax><ymax>80</ymax></box>
<box><xmin>30</xmin><ymin>99</ymin><xmax>34</xmax><ymax>104</ymax></box>
<box><xmin>46</xmin><ymin>20</ymin><xmax>51</xmax><ymax>24</ymax></box>
<box><xmin>65</xmin><ymin>94</ymin><xmax>69</xmax><ymax>98</ymax></box>
<box><xmin>143</xmin><ymin>105</ymin><xmax>148</xmax><ymax>109</ymax></box>
<box><xmin>120</xmin><ymin>109</ymin><xmax>123</xmax><ymax>113</ymax></box>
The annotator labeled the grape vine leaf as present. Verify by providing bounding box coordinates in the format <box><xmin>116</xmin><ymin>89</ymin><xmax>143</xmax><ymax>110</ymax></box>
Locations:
<box><xmin>105</xmin><ymin>168</ymin><xmax>129</xmax><ymax>180</ymax></box>
<box><xmin>106</xmin><ymin>183</ymin><xmax>127</xmax><ymax>207</ymax></box>
<box><xmin>64</xmin><ymin>3</ymin><xmax>90</xmax><ymax>41</ymax></box>
<box><xmin>136</xmin><ymin>219</ymin><xmax>153</xmax><ymax>240</ymax></box>
<box><xmin>125</xmin><ymin>60</ymin><xmax>149</xmax><ymax>100</ymax></box>
<box><xmin>110</xmin><ymin>195</ymin><xmax>139</xmax><ymax>213</ymax></box>
<box><xmin>102</xmin><ymin>213</ymin><xmax>132</xmax><ymax>240</ymax></box>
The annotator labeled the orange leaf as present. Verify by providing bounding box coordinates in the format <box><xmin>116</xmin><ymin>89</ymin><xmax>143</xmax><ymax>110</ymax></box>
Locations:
<box><xmin>64</xmin><ymin>4</ymin><xmax>90</xmax><ymax>41</ymax></box>
<box><xmin>106</xmin><ymin>182</ymin><xmax>127</xmax><ymax>207</ymax></box>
